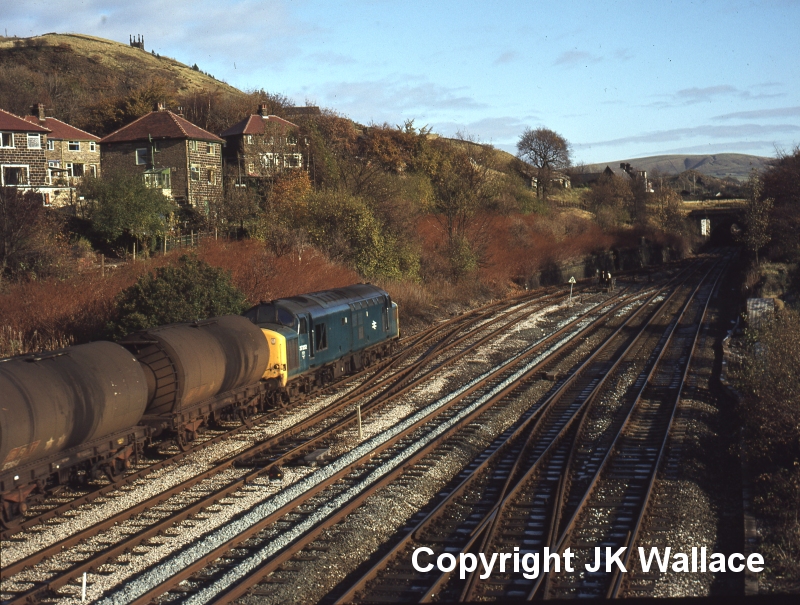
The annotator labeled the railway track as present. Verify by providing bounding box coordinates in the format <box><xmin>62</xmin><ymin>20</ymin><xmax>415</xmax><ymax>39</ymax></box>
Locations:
<box><xmin>1</xmin><ymin>283</ymin><xmax>613</xmax><ymax>603</ymax></box>
<box><xmin>0</xmin><ymin>286</ymin><xmax>564</xmax><ymax>543</ymax></box>
<box><xmin>327</xmin><ymin>254</ymin><xmax>730</xmax><ymax>603</ymax></box>
<box><xmin>131</xmin><ymin>282</ymin><xmax>672</xmax><ymax>604</ymax></box>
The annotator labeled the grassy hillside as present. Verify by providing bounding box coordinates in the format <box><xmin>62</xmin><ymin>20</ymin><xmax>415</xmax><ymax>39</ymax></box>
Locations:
<box><xmin>0</xmin><ymin>33</ymin><xmax>252</xmax><ymax>135</ymax></box>
<box><xmin>583</xmin><ymin>153</ymin><xmax>771</xmax><ymax>181</ymax></box>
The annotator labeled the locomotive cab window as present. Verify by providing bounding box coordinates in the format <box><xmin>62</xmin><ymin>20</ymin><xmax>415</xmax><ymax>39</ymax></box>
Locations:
<box><xmin>256</xmin><ymin>304</ymin><xmax>275</xmax><ymax>324</ymax></box>
<box><xmin>299</xmin><ymin>317</ymin><xmax>308</xmax><ymax>334</ymax></box>
<box><xmin>314</xmin><ymin>323</ymin><xmax>328</xmax><ymax>351</ymax></box>
<box><xmin>277</xmin><ymin>307</ymin><xmax>296</xmax><ymax>329</ymax></box>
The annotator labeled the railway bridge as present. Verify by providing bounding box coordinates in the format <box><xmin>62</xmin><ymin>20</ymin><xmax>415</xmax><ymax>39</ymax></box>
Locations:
<box><xmin>682</xmin><ymin>199</ymin><xmax>745</xmax><ymax>245</ymax></box>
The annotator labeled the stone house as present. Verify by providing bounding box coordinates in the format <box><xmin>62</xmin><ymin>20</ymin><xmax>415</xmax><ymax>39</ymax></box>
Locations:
<box><xmin>100</xmin><ymin>105</ymin><xmax>224</xmax><ymax>209</ymax></box>
<box><xmin>24</xmin><ymin>104</ymin><xmax>101</xmax><ymax>207</ymax></box>
<box><xmin>220</xmin><ymin>105</ymin><xmax>305</xmax><ymax>182</ymax></box>
<box><xmin>0</xmin><ymin>108</ymin><xmax>49</xmax><ymax>199</ymax></box>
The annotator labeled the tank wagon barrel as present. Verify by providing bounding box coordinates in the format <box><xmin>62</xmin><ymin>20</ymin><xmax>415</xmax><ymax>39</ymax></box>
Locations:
<box><xmin>118</xmin><ymin>315</ymin><xmax>271</xmax><ymax>437</ymax></box>
<box><xmin>0</xmin><ymin>342</ymin><xmax>149</xmax><ymax>522</ymax></box>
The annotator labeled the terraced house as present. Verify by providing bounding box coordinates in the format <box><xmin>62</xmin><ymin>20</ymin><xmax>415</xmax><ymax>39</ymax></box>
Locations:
<box><xmin>220</xmin><ymin>104</ymin><xmax>305</xmax><ymax>183</ymax></box>
<box><xmin>0</xmin><ymin>108</ymin><xmax>49</xmax><ymax>197</ymax></box>
<box><xmin>100</xmin><ymin>104</ymin><xmax>224</xmax><ymax>209</ymax></box>
<box><xmin>24</xmin><ymin>103</ymin><xmax>101</xmax><ymax>207</ymax></box>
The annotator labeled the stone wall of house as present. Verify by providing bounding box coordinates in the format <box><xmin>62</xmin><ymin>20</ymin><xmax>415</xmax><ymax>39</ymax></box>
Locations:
<box><xmin>186</xmin><ymin>140</ymin><xmax>223</xmax><ymax>208</ymax></box>
<box><xmin>100</xmin><ymin>139</ymin><xmax>222</xmax><ymax>208</ymax></box>
<box><xmin>47</xmin><ymin>139</ymin><xmax>101</xmax><ymax>180</ymax></box>
<box><xmin>0</xmin><ymin>131</ymin><xmax>48</xmax><ymax>187</ymax></box>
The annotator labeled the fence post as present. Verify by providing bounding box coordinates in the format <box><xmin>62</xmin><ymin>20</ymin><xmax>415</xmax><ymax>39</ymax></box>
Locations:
<box><xmin>101</xmin><ymin>254</ymin><xmax>105</xmax><ymax>277</ymax></box>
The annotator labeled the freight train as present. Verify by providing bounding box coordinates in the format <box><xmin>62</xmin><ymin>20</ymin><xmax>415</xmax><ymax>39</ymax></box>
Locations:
<box><xmin>0</xmin><ymin>284</ymin><xmax>399</xmax><ymax>527</ymax></box>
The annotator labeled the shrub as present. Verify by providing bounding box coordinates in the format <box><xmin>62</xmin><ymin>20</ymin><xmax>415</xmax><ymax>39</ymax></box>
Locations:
<box><xmin>108</xmin><ymin>255</ymin><xmax>247</xmax><ymax>337</ymax></box>
<box><xmin>0</xmin><ymin>187</ymin><xmax>71</xmax><ymax>280</ymax></box>
<box><xmin>736</xmin><ymin>308</ymin><xmax>800</xmax><ymax>582</ymax></box>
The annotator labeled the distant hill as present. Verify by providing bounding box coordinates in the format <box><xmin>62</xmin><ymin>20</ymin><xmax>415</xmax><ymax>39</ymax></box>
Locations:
<box><xmin>581</xmin><ymin>153</ymin><xmax>771</xmax><ymax>181</ymax></box>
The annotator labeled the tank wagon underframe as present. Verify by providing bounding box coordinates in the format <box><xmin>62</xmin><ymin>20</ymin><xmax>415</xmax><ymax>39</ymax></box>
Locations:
<box><xmin>0</xmin><ymin>425</ymin><xmax>149</xmax><ymax>526</ymax></box>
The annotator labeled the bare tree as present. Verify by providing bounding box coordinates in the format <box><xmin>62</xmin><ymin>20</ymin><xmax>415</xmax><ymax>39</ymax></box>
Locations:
<box><xmin>516</xmin><ymin>127</ymin><xmax>571</xmax><ymax>200</ymax></box>
<box><xmin>739</xmin><ymin>171</ymin><xmax>774</xmax><ymax>265</ymax></box>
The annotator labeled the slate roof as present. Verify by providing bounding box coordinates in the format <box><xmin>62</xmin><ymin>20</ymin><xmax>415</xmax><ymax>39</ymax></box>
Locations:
<box><xmin>100</xmin><ymin>110</ymin><xmax>224</xmax><ymax>144</ymax></box>
<box><xmin>24</xmin><ymin>116</ymin><xmax>100</xmax><ymax>141</ymax></box>
<box><xmin>0</xmin><ymin>108</ymin><xmax>50</xmax><ymax>133</ymax></box>
<box><xmin>220</xmin><ymin>114</ymin><xmax>298</xmax><ymax>137</ymax></box>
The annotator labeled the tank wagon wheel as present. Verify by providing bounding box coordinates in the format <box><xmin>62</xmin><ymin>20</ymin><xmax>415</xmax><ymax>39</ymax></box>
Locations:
<box><xmin>1</xmin><ymin>510</ymin><xmax>24</xmax><ymax>531</ymax></box>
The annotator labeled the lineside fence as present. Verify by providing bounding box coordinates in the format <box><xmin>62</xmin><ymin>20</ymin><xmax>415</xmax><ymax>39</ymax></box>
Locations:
<box><xmin>162</xmin><ymin>229</ymin><xmax>243</xmax><ymax>253</ymax></box>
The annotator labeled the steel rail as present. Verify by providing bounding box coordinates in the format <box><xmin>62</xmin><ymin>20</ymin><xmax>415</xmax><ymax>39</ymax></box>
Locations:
<box><xmin>606</xmin><ymin>253</ymin><xmax>729</xmax><ymax>599</ymax></box>
<box><xmin>107</xmin><ymin>287</ymin><xmax>632</xmax><ymax>605</ymax></box>
<box><xmin>329</xmin><ymin>262</ymin><xmax>701</xmax><ymax>604</ymax></box>
<box><xmin>0</xmin><ymin>289</ymin><xmax>573</xmax><ymax>599</ymax></box>
<box><xmin>531</xmin><ymin>254</ymin><xmax>727</xmax><ymax>599</ymax></box>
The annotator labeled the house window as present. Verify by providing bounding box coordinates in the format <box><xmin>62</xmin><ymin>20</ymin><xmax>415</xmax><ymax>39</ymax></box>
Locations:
<box><xmin>287</xmin><ymin>134</ymin><xmax>297</xmax><ymax>145</ymax></box>
<box><xmin>246</xmin><ymin>135</ymin><xmax>253</xmax><ymax>144</ymax></box>
<box><xmin>27</xmin><ymin>134</ymin><xmax>41</xmax><ymax>149</ymax></box>
<box><xmin>89</xmin><ymin>164</ymin><xmax>97</xmax><ymax>178</ymax></box>
<box><xmin>247</xmin><ymin>163</ymin><xmax>254</xmax><ymax>174</ymax></box>
<box><xmin>189</xmin><ymin>140</ymin><xmax>198</xmax><ymax>152</ymax></box>
<box><xmin>68</xmin><ymin>141</ymin><xmax>80</xmax><ymax>152</ymax></box>
<box><xmin>207</xmin><ymin>169</ymin><xmax>216</xmax><ymax>185</ymax></box>
<box><xmin>47</xmin><ymin>139</ymin><xmax>55</xmax><ymax>151</ymax></box>
<box><xmin>67</xmin><ymin>163</ymin><xmax>84</xmax><ymax>178</ymax></box>
<box><xmin>2</xmin><ymin>165</ymin><xmax>30</xmax><ymax>186</ymax></box>
<box><xmin>0</xmin><ymin>133</ymin><xmax>13</xmax><ymax>148</ymax></box>
<box><xmin>261</xmin><ymin>153</ymin><xmax>275</xmax><ymax>168</ymax></box>
<box><xmin>89</xmin><ymin>141</ymin><xmax>96</xmax><ymax>152</ymax></box>
<box><xmin>288</xmin><ymin>154</ymin><xmax>301</xmax><ymax>168</ymax></box>
<box><xmin>190</xmin><ymin>164</ymin><xmax>200</xmax><ymax>182</ymax></box>
<box><xmin>206</xmin><ymin>142</ymin><xmax>215</xmax><ymax>155</ymax></box>
<box><xmin>47</xmin><ymin>160</ymin><xmax>60</xmax><ymax>185</ymax></box>
<box><xmin>135</xmin><ymin>148</ymin><xmax>148</xmax><ymax>165</ymax></box>
<box><xmin>144</xmin><ymin>170</ymin><xmax>171</xmax><ymax>189</ymax></box>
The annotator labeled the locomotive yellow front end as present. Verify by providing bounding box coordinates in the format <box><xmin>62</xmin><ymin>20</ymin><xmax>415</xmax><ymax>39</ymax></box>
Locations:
<box><xmin>260</xmin><ymin>328</ymin><xmax>288</xmax><ymax>387</ymax></box>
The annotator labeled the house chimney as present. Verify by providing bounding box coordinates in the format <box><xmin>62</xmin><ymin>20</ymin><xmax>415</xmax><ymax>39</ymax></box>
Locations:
<box><xmin>31</xmin><ymin>103</ymin><xmax>46</xmax><ymax>123</ymax></box>
<box><xmin>258</xmin><ymin>103</ymin><xmax>268</xmax><ymax>117</ymax></box>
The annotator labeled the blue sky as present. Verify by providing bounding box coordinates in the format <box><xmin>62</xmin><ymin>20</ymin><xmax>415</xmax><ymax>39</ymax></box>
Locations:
<box><xmin>4</xmin><ymin>0</ymin><xmax>799</xmax><ymax>163</ymax></box>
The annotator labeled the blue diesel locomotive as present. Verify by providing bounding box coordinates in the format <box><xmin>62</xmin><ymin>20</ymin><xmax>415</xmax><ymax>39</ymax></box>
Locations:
<box><xmin>244</xmin><ymin>283</ymin><xmax>399</xmax><ymax>401</ymax></box>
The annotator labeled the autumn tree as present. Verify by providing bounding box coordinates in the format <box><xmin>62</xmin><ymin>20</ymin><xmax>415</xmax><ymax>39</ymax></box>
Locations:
<box><xmin>652</xmin><ymin>188</ymin><xmax>687</xmax><ymax>236</ymax></box>
<box><xmin>516</xmin><ymin>127</ymin><xmax>571</xmax><ymax>200</ymax></box>
<box><xmin>762</xmin><ymin>146</ymin><xmax>800</xmax><ymax>262</ymax></box>
<box><xmin>0</xmin><ymin>187</ymin><xmax>68</xmax><ymax>279</ymax></box>
<box><xmin>427</xmin><ymin>138</ymin><xmax>500</xmax><ymax>276</ymax></box>
<box><xmin>81</xmin><ymin>172</ymin><xmax>175</xmax><ymax>255</ymax></box>
<box><xmin>739</xmin><ymin>172</ymin><xmax>774</xmax><ymax>265</ymax></box>
<box><xmin>586</xmin><ymin>174</ymin><xmax>633</xmax><ymax>229</ymax></box>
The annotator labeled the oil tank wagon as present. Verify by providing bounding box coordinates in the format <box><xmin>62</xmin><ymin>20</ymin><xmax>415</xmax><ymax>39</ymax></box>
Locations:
<box><xmin>118</xmin><ymin>315</ymin><xmax>270</xmax><ymax>443</ymax></box>
<box><xmin>0</xmin><ymin>341</ymin><xmax>149</xmax><ymax>522</ymax></box>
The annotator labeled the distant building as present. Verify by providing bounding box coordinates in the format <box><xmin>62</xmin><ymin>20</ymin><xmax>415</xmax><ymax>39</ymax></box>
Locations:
<box><xmin>129</xmin><ymin>34</ymin><xmax>144</xmax><ymax>50</ymax></box>
<box><xmin>284</xmin><ymin>106</ymin><xmax>321</xmax><ymax>118</ymax></box>
<box><xmin>529</xmin><ymin>171</ymin><xmax>571</xmax><ymax>190</ymax></box>
<box><xmin>24</xmin><ymin>103</ymin><xmax>101</xmax><ymax>207</ymax></box>
<box><xmin>571</xmin><ymin>163</ymin><xmax>651</xmax><ymax>192</ymax></box>
<box><xmin>100</xmin><ymin>104</ymin><xmax>224</xmax><ymax>209</ymax></box>
<box><xmin>221</xmin><ymin>104</ymin><xmax>305</xmax><ymax>182</ymax></box>
<box><xmin>0</xmin><ymin>107</ymin><xmax>49</xmax><ymax>199</ymax></box>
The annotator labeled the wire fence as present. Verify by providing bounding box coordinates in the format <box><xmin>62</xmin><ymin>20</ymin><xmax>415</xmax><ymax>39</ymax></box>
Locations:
<box><xmin>162</xmin><ymin>229</ymin><xmax>242</xmax><ymax>252</ymax></box>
